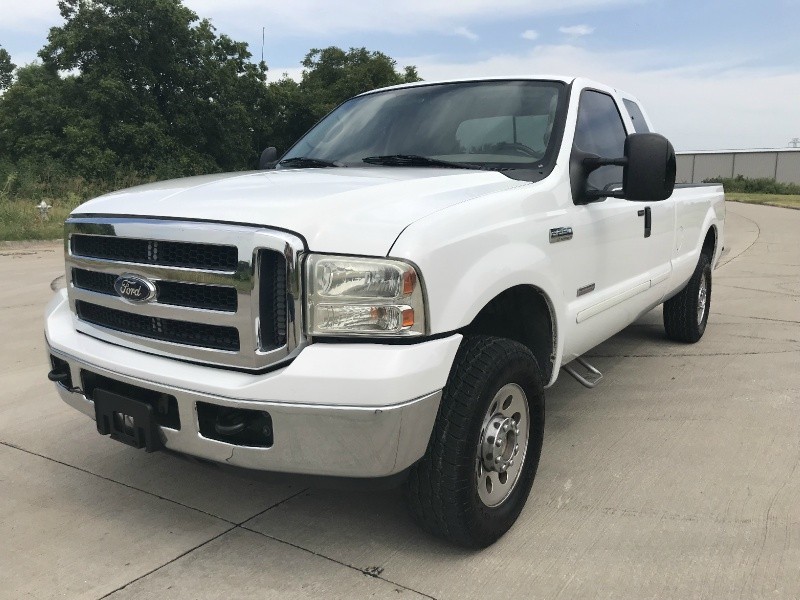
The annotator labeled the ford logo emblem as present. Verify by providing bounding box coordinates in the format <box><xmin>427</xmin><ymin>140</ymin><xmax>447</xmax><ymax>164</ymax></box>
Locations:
<box><xmin>113</xmin><ymin>274</ymin><xmax>157</xmax><ymax>303</ymax></box>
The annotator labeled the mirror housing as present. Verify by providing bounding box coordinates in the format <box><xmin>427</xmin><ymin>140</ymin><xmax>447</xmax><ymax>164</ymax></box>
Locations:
<box><xmin>571</xmin><ymin>133</ymin><xmax>676</xmax><ymax>203</ymax></box>
<box><xmin>258</xmin><ymin>146</ymin><xmax>278</xmax><ymax>170</ymax></box>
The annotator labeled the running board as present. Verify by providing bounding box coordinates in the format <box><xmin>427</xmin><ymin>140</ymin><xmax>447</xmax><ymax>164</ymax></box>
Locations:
<box><xmin>562</xmin><ymin>357</ymin><xmax>603</xmax><ymax>389</ymax></box>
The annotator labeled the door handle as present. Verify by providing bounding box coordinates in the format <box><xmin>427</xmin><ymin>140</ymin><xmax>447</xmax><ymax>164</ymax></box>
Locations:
<box><xmin>637</xmin><ymin>207</ymin><xmax>652</xmax><ymax>238</ymax></box>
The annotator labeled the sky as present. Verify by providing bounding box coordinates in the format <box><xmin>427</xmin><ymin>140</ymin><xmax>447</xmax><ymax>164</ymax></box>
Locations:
<box><xmin>2</xmin><ymin>0</ymin><xmax>800</xmax><ymax>151</ymax></box>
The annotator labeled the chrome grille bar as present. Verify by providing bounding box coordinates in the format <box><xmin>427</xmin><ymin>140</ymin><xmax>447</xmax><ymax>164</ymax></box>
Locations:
<box><xmin>64</xmin><ymin>217</ymin><xmax>306</xmax><ymax>370</ymax></box>
<box><xmin>71</xmin><ymin>268</ymin><xmax>239</xmax><ymax>312</ymax></box>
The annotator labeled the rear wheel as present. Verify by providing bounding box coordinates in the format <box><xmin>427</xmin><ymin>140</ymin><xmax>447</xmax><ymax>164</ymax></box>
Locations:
<box><xmin>663</xmin><ymin>253</ymin><xmax>712</xmax><ymax>343</ymax></box>
<box><xmin>405</xmin><ymin>336</ymin><xmax>545</xmax><ymax>548</ymax></box>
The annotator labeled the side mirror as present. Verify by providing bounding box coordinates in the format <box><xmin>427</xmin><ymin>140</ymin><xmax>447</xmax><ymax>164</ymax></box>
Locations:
<box><xmin>258</xmin><ymin>146</ymin><xmax>278</xmax><ymax>170</ymax></box>
<box><xmin>571</xmin><ymin>133</ymin><xmax>676</xmax><ymax>203</ymax></box>
<box><xmin>623</xmin><ymin>133</ymin><xmax>676</xmax><ymax>201</ymax></box>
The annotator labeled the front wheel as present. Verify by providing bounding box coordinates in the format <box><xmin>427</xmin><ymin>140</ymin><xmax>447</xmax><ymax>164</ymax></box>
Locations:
<box><xmin>405</xmin><ymin>336</ymin><xmax>545</xmax><ymax>548</ymax></box>
<box><xmin>663</xmin><ymin>253</ymin><xmax>712</xmax><ymax>343</ymax></box>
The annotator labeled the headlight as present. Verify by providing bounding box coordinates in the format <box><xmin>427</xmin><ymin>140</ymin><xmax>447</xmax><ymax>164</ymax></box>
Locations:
<box><xmin>306</xmin><ymin>255</ymin><xmax>426</xmax><ymax>337</ymax></box>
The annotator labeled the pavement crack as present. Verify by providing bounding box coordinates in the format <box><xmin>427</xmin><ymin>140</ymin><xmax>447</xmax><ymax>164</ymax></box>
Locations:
<box><xmin>715</xmin><ymin>283</ymin><xmax>800</xmax><ymax>298</ymax></box>
<box><xmin>0</xmin><ymin>302</ymin><xmax>42</xmax><ymax>310</ymax></box>
<box><xmin>711</xmin><ymin>312</ymin><xmax>800</xmax><ymax>325</ymax></box>
<box><xmin>95</xmin><ymin>525</ymin><xmax>238</xmax><ymax>600</ymax></box>
<box><xmin>740</xmin><ymin>449</ymin><xmax>800</xmax><ymax>599</ymax></box>
<box><xmin>586</xmin><ymin>349</ymin><xmax>799</xmax><ymax>358</ymax></box>
<box><xmin>240</xmin><ymin>526</ymin><xmax>439</xmax><ymax>600</ymax></box>
<box><xmin>238</xmin><ymin>487</ymin><xmax>310</xmax><ymax>526</ymax></box>
<box><xmin>0</xmin><ymin>440</ymin><xmax>237</xmax><ymax>525</ymax></box>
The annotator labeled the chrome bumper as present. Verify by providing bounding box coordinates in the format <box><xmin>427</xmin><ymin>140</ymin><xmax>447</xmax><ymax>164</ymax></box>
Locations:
<box><xmin>48</xmin><ymin>346</ymin><xmax>442</xmax><ymax>478</ymax></box>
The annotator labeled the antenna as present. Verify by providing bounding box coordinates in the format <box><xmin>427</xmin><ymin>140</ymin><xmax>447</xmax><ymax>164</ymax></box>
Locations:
<box><xmin>790</xmin><ymin>137</ymin><xmax>800</xmax><ymax>148</ymax></box>
<box><xmin>261</xmin><ymin>27</ymin><xmax>265</xmax><ymax>65</ymax></box>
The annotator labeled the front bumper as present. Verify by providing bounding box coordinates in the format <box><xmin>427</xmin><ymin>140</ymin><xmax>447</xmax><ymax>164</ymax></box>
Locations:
<box><xmin>45</xmin><ymin>291</ymin><xmax>461</xmax><ymax>477</ymax></box>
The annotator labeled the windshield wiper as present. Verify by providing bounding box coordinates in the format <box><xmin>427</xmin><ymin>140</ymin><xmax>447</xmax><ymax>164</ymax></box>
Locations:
<box><xmin>278</xmin><ymin>157</ymin><xmax>342</xmax><ymax>168</ymax></box>
<box><xmin>362</xmin><ymin>154</ymin><xmax>484</xmax><ymax>170</ymax></box>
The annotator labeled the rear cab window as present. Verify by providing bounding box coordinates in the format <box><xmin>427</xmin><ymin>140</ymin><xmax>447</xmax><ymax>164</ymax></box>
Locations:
<box><xmin>622</xmin><ymin>99</ymin><xmax>651</xmax><ymax>133</ymax></box>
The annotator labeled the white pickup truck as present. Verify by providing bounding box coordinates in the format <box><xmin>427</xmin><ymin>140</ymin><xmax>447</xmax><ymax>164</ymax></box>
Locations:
<box><xmin>45</xmin><ymin>76</ymin><xmax>725</xmax><ymax>547</ymax></box>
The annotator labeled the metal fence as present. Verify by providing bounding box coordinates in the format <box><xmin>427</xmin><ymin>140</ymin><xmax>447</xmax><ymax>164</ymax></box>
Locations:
<box><xmin>676</xmin><ymin>149</ymin><xmax>800</xmax><ymax>185</ymax></box>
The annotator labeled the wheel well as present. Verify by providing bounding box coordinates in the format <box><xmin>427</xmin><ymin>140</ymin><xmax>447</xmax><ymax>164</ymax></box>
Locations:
<box><xmin>701</xmin><ymin>226</ymin><xmax>717</xmax><ymax>260</ymax></box>
<box><xmin>462</xmin><ymin>285</ymin><xmax>555</xmax><ymax>382</ymax></box>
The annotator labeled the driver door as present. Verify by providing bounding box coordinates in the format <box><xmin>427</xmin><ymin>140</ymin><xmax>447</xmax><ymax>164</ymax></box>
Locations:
<box><xmin>560</xmin><ymin>89</ymin><xmax>671</xmax><ymax>359</ymax></box>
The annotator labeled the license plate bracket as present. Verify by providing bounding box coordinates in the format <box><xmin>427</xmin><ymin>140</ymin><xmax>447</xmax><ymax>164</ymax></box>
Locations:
<box><xmin>94</xmin><ymin>388</ymin><xmax>163</xmax><ymax>452</ymax></box>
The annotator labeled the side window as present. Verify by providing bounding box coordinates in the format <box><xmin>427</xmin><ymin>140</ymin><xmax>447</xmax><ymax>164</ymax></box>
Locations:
<box><xmin>574</xmin><ymin>90</ymin><xmax>628</xmax><ymax>192</ymax></box>
<box><xmin>623</xmin><ymin>99</ymin><xmax>651</xmax><ymax>133</ymax></box>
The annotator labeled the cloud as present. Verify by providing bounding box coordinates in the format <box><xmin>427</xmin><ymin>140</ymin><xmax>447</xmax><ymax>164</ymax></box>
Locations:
<box><xmin>559</xmin><ymin>24</ymin><xmax>595</xmax><ymax>36</ymax></box>
<box><xmin>182</xmin><ymin>0</ymin><xmax>640</xmax><ymax>37</ymax></box>
<box><xmin>391</xmin><ymin>44</ymin><xmax>800</xmax><ymax>150</ymax></box>
<box><xmin>0</xmin><ymin>0</ymin><xmax>60</xmax><ymax>30</ymax></box>
<box><xmin>266</xmin><ymin>66</ymin><xmax>304</xmax><ymax>82</ymax></box>
<box><xmin>521</xmin><ymin>29</ymin><xmax>540</xmax><ymax>41</ymax></box>
<box><xmin>454</xmin><ymin>26</ymin><xmax>479</xmax><ymax>41</ymax></box>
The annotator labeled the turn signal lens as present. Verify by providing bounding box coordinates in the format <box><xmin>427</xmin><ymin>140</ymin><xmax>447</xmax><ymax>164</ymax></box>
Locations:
<box><xmin>402</xmin><ymin>270</ymin><xmax>417</xmax><ymax>296</ymax></box>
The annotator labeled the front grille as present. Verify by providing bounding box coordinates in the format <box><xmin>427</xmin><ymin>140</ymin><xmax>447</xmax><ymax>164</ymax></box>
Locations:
<box><xmin>72</xmin><ymin>269</ymin><xmax>117</xmax><ymax>295</ymax></box>
<box><xmin>157</xmin><ymin>280</ymin><xmax>238</xmax><ymax>312</ymax></box>
<box><xmin>72</xmin><ymin>268</ymin><xmax>238</xmax><ymax>312</ymax></box>
<box><xmin>66</xmin><ymin>218</ymin><xmax>303</xmax><ymax>370</ymax></box>
<box><xmin>76</xmin><ymin>300</ymin><xmax>240</xmax><ymax>351</ymax></box>
<box><xmin>259</xmin><ymin>250</ymin><xmax>288</xmax><ymax>350</ymax></box>
<box><xmin>72</xmin><ymin>234</ymin><xmax>238</xmax><ymax>271</ymax></box>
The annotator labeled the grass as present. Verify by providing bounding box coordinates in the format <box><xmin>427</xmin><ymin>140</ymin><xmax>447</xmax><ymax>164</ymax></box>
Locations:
<box><xmin>725</xmin><ymin>192</ymin><xmax>800</xmax><ymax>210</ymax></box>
<box><xmin>0</xmin><ymin>165</ymin><xmax>156</xmax><ymax>242</ymax></box>
<box><xmin>0</xmin><ymin>198</ymin><xmax>80</xmax><ymax>241</ymax></box>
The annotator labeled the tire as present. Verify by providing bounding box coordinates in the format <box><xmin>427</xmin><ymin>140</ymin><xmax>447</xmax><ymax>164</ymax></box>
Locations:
<box><xmin>663</xmin><ymin>253</ymin><xmax>712</xmax><ymax>343</ymax></box>
<box><xmin>405</xmin><ymin>335</ymin><xmax>545</xmax><ymax>548</ymax></box>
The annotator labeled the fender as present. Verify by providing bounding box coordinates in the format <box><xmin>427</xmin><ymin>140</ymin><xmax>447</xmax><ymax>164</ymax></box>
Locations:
<box><xmin>389</xmin><ymin>185</ymin><xmax>567</xmax><ymax>386</ymax></box>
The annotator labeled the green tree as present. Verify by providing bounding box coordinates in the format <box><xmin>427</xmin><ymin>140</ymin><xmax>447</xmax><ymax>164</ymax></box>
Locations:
<box><xmin>300</xmin><ymin>47</ymin><xmax>421</xmax><ymax>115</ymax></box>
<box><xmin>266</xmin><ymin>47</ymin><xmax>422</xmax><ymax>153</ymax></box>
<box><xmin>0</xmin><ymin>0</ymin><xmax>423</xmax><ymax>196</ymax></box>
<box><xmin>27</xmin><ymin>0</ymin><xmax>272</xmax><ymax>177</ymax></box>
<box><xmin>0</xmin><ymin>45</ymin><xmax>14</xmax><ymax>91</ymax></box>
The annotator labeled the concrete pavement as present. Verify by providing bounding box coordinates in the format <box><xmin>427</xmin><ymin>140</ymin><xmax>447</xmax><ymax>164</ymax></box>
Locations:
<box><xmin>1</xmin><ymin>202</ymin><xmax>798</xmax><ymax>599</ymax></box>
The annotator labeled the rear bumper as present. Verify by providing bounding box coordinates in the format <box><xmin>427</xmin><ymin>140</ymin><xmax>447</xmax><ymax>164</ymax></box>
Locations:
<box><xmin>45</xmin><ymin>291</ymin><xmax>460</xmax><ymax>477</ymax></box>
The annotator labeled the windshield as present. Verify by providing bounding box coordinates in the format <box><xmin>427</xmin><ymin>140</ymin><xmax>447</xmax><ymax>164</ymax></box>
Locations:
<box><xmin>281</xmin><ymin>80</ymin><xmax>565</xmax><ymax>171</ymax></box>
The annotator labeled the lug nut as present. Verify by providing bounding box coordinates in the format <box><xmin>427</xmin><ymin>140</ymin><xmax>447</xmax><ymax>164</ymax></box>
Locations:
<box><xmin>495</xmin><ymin>439</ymin><xmax>502</xmax><ymax>447</ymax></box>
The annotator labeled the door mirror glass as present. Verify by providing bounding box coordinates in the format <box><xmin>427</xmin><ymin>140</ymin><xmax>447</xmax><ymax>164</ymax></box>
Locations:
<box><xmin>623</xmin><ymin>133</ymin><xmax>676</xmax><ymax>201</ymax></box>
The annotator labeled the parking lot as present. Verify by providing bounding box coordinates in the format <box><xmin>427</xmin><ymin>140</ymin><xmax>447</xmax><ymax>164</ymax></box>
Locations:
<box><xmin>1</xmin><ymin>201</ymin><xmax>798</xmax><ymax>600</ymax></box>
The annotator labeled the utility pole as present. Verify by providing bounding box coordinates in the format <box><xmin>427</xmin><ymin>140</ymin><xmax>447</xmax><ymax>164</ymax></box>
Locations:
<box><xmin>261</xmin><ymin>27</ymin><xmax>265</xmax><ymax>65</ymax></box>
<box><xmin>790</xmin><ymin>137</ymin><xmax>800</xmax><ymax>148</ymax></box>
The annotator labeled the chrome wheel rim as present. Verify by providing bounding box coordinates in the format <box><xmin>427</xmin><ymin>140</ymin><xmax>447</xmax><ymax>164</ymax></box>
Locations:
<box><xmin>697</xmin><ymin>272</ymin><xmax>708</xmax><ymax>325</ymax></box>
<box><xmin>476</xmin><ymin>383</ymin><xmax>530</xmax><ymax>508</ymax></box>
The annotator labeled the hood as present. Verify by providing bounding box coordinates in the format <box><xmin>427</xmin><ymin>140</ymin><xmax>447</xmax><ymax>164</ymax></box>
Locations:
<box><xmin>73</xmin><ymin>167</ymin><xmax>529</xmax><ymax>255</ymax></box>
